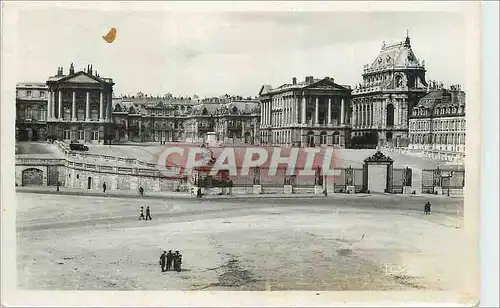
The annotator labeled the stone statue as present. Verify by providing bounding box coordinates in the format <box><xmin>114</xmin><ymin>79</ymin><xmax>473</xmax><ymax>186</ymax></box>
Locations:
<box><xmin>345</xmin><ymin>167</ymin><xmax>354</xmax><ymax>186</ymax></box>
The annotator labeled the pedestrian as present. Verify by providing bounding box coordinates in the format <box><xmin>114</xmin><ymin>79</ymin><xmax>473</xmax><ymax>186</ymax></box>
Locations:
<box><xmin>146</xmin><ymin>206</ymin><xmax>152</xmax><ymax>220</ymax></box>
<box><xmin>139</xmin><ymin>206</ymin><xmax>145</xmax><ymax>220</ymax></box>
<box><xmin>102</xmin><ymin>182</ymin><xmax>107</xmax><ymax>193</ymax></box>
<box><xmin>173</xmin><ymin>250</ymin><xmax>182</xmax><ymax>272</ymax></box>
<box><xmin>197</xmin><ymin>188</ymin><xmax>202</xmax><ymax>198</ymax></box>
<box><xmin>139</xmin><ymin>186</ymin><xmax>144</xmax><ymax>197</ymax></box>
<box><xmin>159</xmin><ymin>251</ymin><xmax>167</xmax><ymax>272</ymax></box>
<box><xmin>166</xmin><ymin>250</ymin><xmax>174</xmax><ymax>271</ymax></box>
<box><xmin>176</xmin><ymin>254</ymin><xmax>182</xmax><ymax>272</ymax></box>
<box><xmin>425</xmin><ymin>202</ymin><xmax>431</xmax><ymax>215</ymax></box>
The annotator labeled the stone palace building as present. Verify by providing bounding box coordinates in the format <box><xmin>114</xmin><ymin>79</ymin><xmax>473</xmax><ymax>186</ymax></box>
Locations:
<box><xmin>16</xmin><ymin>35</ymin><xmax>466</xmax><ymax>156</ymax></box>
<box><xmin>15</xmin><ymin>82</ymin><xmax>49</xmax><ymax>141</ymax></box>
<box><xmin>408</xmin><ymin>83</ymin><xmax>466</xmax><ymax>161</ymax></box>
<box><xmin>351</xmin><ymin>35</ymin><xmax>429</xmax><ymax>148</ymax></box>
<box><xmin>45</xmin><ymin>64</ymin><xmax>115</xmax><ymax>144</ymax></box>
<box><xmin>259</xmin><ymin>76</ymin><xmax>352</xmax><ymax>147</ymax></box>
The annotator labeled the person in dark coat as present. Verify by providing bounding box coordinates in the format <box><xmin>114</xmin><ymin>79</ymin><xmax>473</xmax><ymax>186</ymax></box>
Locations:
<box><xmin>166</xmin><ymin>250</ymin><xmax>174</xmax><ymax>271</ymax></box>
<box><xmin>424</xmin><ymin>202</ymin><xmax>431</xmax><ymax>215</ymax></box>
<box><xmin>102</xmin><ymin>182</ymin><xmax>107</xmax><ymax>193</ymax></box>
<box><xmin>173</xmin><ymin>251</ymin><xmax>182</xmax><ymax>272</ymax></box>
<box><xmin>139</xmin><ymin>186</ymin><xmax>144</xmax><ymax>197</ymax></box>
<box><xmin>159</xmin><ymin>251</ymin><xmax>167</xmax><ymax>272</ymax></box>
<box><xmin>139</xmin><ymin>206</ymin><xmax>145</xmax><ymax>220</ymax></box>
<box><xmin>145</xmin><ymin>206</ymin><xmax>152</xmax><ymax>220</ymax></box>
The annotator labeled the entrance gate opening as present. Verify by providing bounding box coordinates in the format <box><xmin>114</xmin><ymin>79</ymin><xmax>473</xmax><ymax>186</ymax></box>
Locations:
<box><xmin>362</xmin><ymin>151</ymin><xmax>394</xmax><ymax>193</ymax></box>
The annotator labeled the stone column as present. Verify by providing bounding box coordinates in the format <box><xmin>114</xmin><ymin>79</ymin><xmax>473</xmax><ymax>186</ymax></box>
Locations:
<box><xmin>301</xmin><ymin>96</ymin><xmax>306</xmax><ymax>124</ymax></box>
<box><xmin>340</xmin><ymin>98</ymin><xmax>345</xmax><ymax>124</ymax></box>
<box><xmin>328</xmin><ymin>98</ymin><xmax>332</xmax><ymax>125</ymax></box>
<box><xmin>368</xmin><ymin>103</ymin><xmax>372</xmax><ymax>127</ymax></box>
<box><xmin>293</xmin><ymin>97</ymin><xmax>298</xmax><ymax>124</ymax></box>
<box><xmin>262</xmin><ymin>103</ymin><xmax>266</xmax><ymax>125</ymax></box>
<box><xmin>107</xmin><ymin>91</ymin><xmax>112</xmax><ymax>121</ymax></box>
<box><xmin>260</xmin><ymin>102</ymin><xmax>265</xmax><ymax>125</ymax></box>
<box><xmin>85</xmin><ymin>92</ymin><xmax>90</xmax><ymax>121</ymax></box>
<box><xmin>394</xmin><ymin>101</ymin><xmax>400</xmax><ymax>126</ymax></box>
<box><xmin>99</xmin><ymin>91</ymin><xmax>104</xmax><ymax>122</ymax></box>
<box><xmin>58</xmin><ymin>90</ymin><xmax>62</xmax><ymax>120</ymax></box>
<box><xmin>71</xmin><ymin>91</ymin><xmax>76</xmax><ymax>121</ymax></box>
<box><xmin>315</xmin><ymin>97</ymin><xmax>319</xmax><ymax>125</ymax></box>
<box><xmin>47</xmin><ymin>90</ymin><xmax>52</xmax><ymax>121</ymax></box>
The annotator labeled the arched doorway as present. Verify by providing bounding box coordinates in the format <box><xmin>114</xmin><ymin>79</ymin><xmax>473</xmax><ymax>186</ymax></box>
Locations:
<box><xmin>244</xmin><ymin>131</ymin><xmax>252</xmax><ymax>144</ymax></box>
<box><xmin>386</xmin><ymin>104</ymin><xmax>395</xmax><ymax>126</ymax></box>
<box><xmin>333</xmin><ymin>132</ymin><xmax>340</xmax><ymax>145</ymax></box>
<box><xmin>307</xmin><ymin>131</ymin><xmax>315</xmax><ymax>147</ymax></box>
<box><xmin>22</xmin><ymin>168</ymin><xmax>43</xmax><ymax>186</ymax></box>
<box><xmin>25</xmin><ymin>127</ymin><xmax>33</xmax><ymax>141</ymax></box>
<box><xmin>320</xmin><ymin>131</ymin><xmax>327</xmax><ymax>145</ymax></box>
<box><xmin>37</xmin><ymin>127</ymin><xmax>47</xmax><ymax>141</ymax></box>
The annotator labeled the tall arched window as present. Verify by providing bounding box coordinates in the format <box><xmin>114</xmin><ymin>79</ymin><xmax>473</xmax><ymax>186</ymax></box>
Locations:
<box><xmin>386</xmin><ymin>104</ymin><xmax>395</xmax><ymax>126</ymax></box>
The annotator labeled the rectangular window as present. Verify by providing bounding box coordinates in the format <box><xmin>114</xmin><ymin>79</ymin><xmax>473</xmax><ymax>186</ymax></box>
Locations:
<box><xmin>91</xmin><ymin>131</ymin><xmax>99</xmax><ymax>140</ymax></box>
<box><xmin>40</xmin><ymin>91</ymin><xmax>45</xmax><ymax>98</ymax></box>
<box><xmin>78</xmin><ymin>130</ymin><xmax>85</xmax><ymax>140</ymax></box>
<box><xmin>64</xmin><ymin>130</ymin><xmax>71</xmax><ymax>140</ymax></box>
<box><xmin>27</xmin><ymin>90</ymin><xmax>32</xmax><ymax>97</ymax></box>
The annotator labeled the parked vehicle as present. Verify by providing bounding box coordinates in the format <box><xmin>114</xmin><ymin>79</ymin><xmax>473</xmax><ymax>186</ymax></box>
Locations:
<box><xmin>69</xmin><ymin>143</ymin><xmax>89</xmax><ymax>151</ymax></box>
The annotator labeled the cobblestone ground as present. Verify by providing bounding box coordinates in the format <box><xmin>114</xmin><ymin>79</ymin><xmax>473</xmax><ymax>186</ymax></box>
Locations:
<box><xmin>17</xmin><ymin>193</ymin><xmax>467</xmax><ymax>291</ymax></box>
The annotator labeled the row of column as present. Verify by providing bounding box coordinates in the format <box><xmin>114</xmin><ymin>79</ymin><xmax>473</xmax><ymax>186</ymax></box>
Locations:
<box><xmin>353</xmin><ymin>102</ymin><xmax>377</xmax><ymax>127</ymax></box>
<box><xmin>353</xmin><ymin>99</ymin><xmax>407</xmax><ymax>128</ymax></box>
<box><xmin>46</xmin><ymin>89</ymin><xmax>112</xmax><ymax>122</ymax></box>
<box><xmin>260</xmin><ymin>95</ymin><xmax>347</xmax><ymax>127</ymax></box>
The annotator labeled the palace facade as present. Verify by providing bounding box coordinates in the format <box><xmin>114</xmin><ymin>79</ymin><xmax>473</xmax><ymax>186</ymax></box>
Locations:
<box><xmin>45</xmin><ymin>64</ymin><xmax>115</xmax><ymax>144</ymax></box>
<box><xmin>351</xmin><ymin>35</ymin><xmax>429</xmax><ymax>148</ymax></box>
<box><xmin>112</xmin><ymin>97</ymin><xmax>194</xmax><ymax>142</ymax></box>
<box><xmin>259</xmin><ymin>76</ymin><xmax>352</xmax><ymax>147</ymax></box>
<box><xmin>185</xmin><ymin>100</ymin><xmax>260</xmax><ymax>144</ymax></box>
<box><xmin>111</xmin><ymin>95</ymin><xmax>259</xmax><ymax>144</ymax></box>
<box><xmin>15</xmin><ymin>83</ymin><xmax>48</xmax><ymax>141</ymax></box>
<box><xmin>408</xmin><ymin>84</ymin><xmax>466</xmax><ymax>154</ymax></box>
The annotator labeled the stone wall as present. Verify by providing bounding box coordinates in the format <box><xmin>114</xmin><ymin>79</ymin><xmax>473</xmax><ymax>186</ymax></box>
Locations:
<box><xmin>65</xmin><ymin>167</ymin><xmax>183</xmax><ymax>193</ymax></box>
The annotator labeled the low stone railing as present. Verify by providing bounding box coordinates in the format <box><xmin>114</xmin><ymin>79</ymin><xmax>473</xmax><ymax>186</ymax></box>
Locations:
<box><xmin>54</xmin><ymin>140</ymin><xmax>182</xmax><ymax>173</ymax></box>
<box><xmin>380</xmin><ymin>145</ymin><xmax>465</xmax><ymax>164</ymax></box>
<box><xmin>16</xmin><ymin>155</ymin><xmax>183</xmax><ymax>179</ymax></box>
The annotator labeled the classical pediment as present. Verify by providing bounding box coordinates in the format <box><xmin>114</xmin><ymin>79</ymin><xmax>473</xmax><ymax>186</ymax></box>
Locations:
<box><xmin>305</xmin><ymin>78</ymin><xmax>348</xmax><ymax>91</ymax></box>
<box><xmin>64</xmin><ymin>73</ymin><xmax>101</xmax><ymax>84</ymax></box>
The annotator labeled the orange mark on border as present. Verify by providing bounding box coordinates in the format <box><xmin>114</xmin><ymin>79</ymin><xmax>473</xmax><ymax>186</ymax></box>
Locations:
<box><xmin>102</xmin><ymin>28</ymin><xmax>117</xmax><ymax>43</ymax></box>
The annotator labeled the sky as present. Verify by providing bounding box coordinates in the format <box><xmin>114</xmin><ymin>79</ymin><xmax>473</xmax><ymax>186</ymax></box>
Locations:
<box><xmin>14</xmin><ymin>8</ymin><xmax>466</xmax><ymax>98</ymax></box>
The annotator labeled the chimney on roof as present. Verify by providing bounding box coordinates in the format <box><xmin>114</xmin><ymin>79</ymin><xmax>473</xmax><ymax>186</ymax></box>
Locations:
<box><xmin>89</xmin><ymin>65</ymin><xmax>93</xmax><ymax>75</ymax></box>
<box><xmin>60</xmin><ymin>67</ymin><xmax>64</xmax><ymax>76</ymax></box>
<box><xmin>292</xmin><ymin>77</ymin><xmax>297</xmax><ymax>85</ymax></box>
<box><xmin>69</xmin><ymin>63</ymin><xmax>74</xmax><ymax>75</ymax></box>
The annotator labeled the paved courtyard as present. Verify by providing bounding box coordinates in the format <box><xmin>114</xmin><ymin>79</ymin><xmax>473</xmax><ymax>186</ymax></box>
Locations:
<box><xmin>17</xmin><ymin>192</ymin><xmax>466</xmax><ymax>291</ymax></box>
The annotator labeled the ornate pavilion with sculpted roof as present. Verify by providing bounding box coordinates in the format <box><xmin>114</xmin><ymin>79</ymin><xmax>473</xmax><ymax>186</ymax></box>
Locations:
<box><xmin>351</xmin><ymin>34</ymin><xmax>429</xmax><ymax>148</ymax></box>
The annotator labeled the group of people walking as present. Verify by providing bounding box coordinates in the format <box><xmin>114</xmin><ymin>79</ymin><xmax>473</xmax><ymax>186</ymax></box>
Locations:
<box><xmin>139</xmin><ymin>206</ymin><xmax>153</xmax><ymax>220</ymax></box>
<box><xmin>159</xmin><ymin>250</ymin><xmax>182</xmax><ymax>272</ymax></box>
